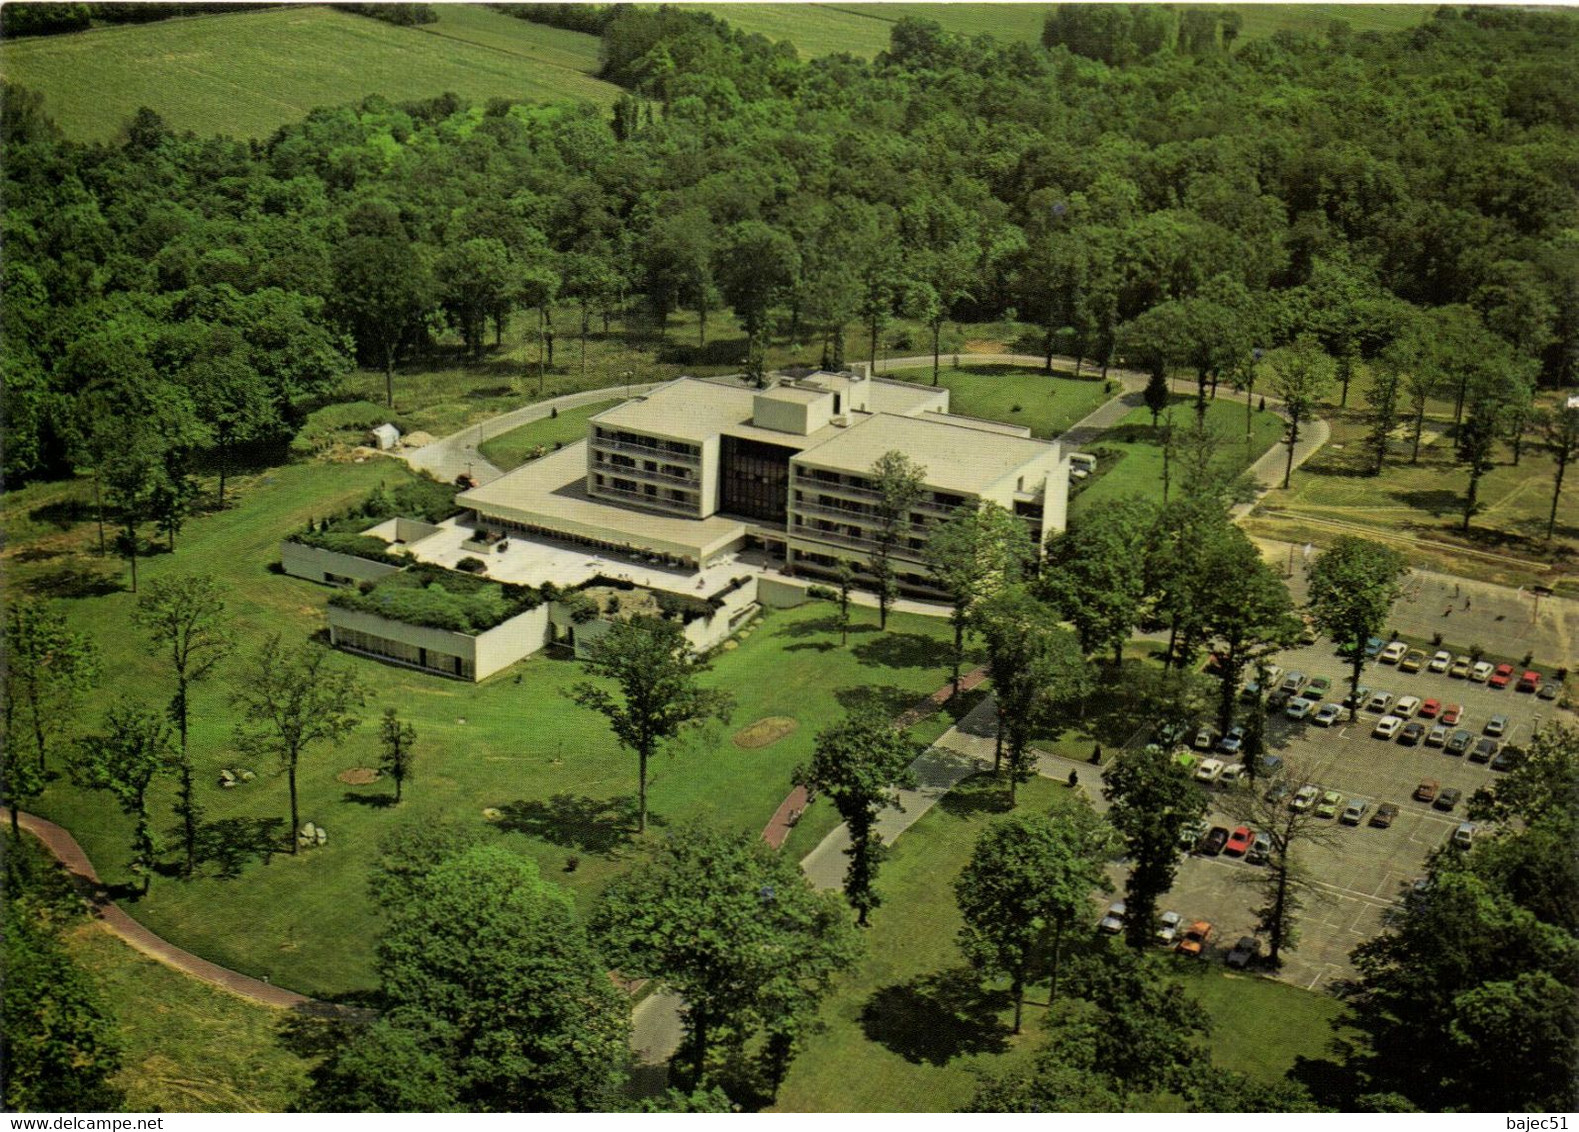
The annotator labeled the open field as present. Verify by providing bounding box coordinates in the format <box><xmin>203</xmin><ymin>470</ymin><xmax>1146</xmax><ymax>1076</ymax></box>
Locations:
<box><xmin>477</xmin><ymin>399</ymin><xmax>622</xmax><ymax>470</ymax></box>
<box><xmin>0</xmin><ymin>4</ymin><xmax>619</xmax><ymax>142</ymax></box>
<box><xmin>883</xmin><ymin>364</ymin><xmax>1113</xmax><ymax>440</ymax></box>
<box><xmin>64</xmin><ymin>926</ymin><xmax>313</xmax><ymax>1112</ymax></box>
<box><xmin>691</xmin><ymin>3</ymin><xmax>1427</xmax><ymax>59</ymax></box>
<box><xmin>1071</xmin><ymin>393</ymin><xmax>1286</xmax><ymax>517</ymax></box>
<box><xmin>773</xmin><ymin>774</ymin><xmax>1341</xmax><ymax>1111</ymax></box>
<box><xmin>7</xmin><ymin>456</ymin><xmax>959</xmax><ymax>997</ymax></box>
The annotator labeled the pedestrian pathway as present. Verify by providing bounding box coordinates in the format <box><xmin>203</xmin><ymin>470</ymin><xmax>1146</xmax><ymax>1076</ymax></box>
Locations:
<box><xmin>3</xmin><ymin>808</ymin><xmax>327</xmax><ymax>1013</ymax></box>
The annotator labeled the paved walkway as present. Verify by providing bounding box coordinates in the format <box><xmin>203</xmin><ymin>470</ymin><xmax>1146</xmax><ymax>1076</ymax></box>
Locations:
<box><xmin>4</xmin><ymin>809</ymin><xmax>322</xmax><ymax>1013</ymax></box>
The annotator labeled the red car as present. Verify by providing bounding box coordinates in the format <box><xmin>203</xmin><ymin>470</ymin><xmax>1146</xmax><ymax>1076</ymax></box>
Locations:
<box><xmin>1418</xmin><ymin>698</ymin><xmax>1441</xmax><ymax>719</ymax></box>
<box><xmin>1441</xmin><ymin>704</ymin><xmax>1463</xmax><ymax>725</ymax></box>
<box><xmin>1517</xmin><ymin>670</ymin><xmax>1541</xmax><ymax>693</ymax></box>
<box><xmin>1178</xmin><ymin>921</ymin><xmax>1213</xmax><ymax>957</ymax></box>
<box><xmin>1224</xmin><ymin>825</ymin><xmax>1254</xmax><ymax>857</ymax></box>
<box><xmin>1489</xmin><ymin>663</ymin><xmax>1514</xmax><ymax>689</ymax></box>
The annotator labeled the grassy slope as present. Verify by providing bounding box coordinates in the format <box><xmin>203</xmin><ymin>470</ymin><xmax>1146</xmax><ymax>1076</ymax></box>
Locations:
<box><xmin>477</xmin><ymin>399</ymin><xmax>622</xmax><ymax>470</ymax></box>
<box><xmin>0</xmin><ymin>5</ymin><xmax>619</xmax><ymax>142</ymax></box>
<box><xmin>8</xmin><ymin>455</ymin><xmax>957</xmax><ymax>997</ymax></box>
<box><xmin>883</xmin><ymin>364</ymin><xmax>1112</xmax><ymax>440</ymax></box>
<box><xmin>690</xmin><ymin>3</ymin><xmax>1426</xmax><ymax>58</ymax></box>
<box><xmin>64</xmin><ymin>926</ymin><xmax>312</xmax><ymax>1112</ymax></box>
<box><xmin>774</xmin><ymin>774</ymin><xmax>1342</xmax><ymax>1111</ymax></box>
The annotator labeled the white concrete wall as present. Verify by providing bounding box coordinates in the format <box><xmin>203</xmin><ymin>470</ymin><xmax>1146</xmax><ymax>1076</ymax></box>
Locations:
<box><xmin>758</xmin><ymin>576</ymin><xmax>811</xmax><ymax>608</ymax></box>
<box><xmin>280</xmin><ymin>541</ymin><xmax>403</xmax><ymax>585</ymax></box>
<box><xmin>698</xmin><ymin>434</ymin><xmax>721</xmax><ymax>518</ymax></box>
<box><xmin>327</xmin><ymin>602</ymin><xmax>549</xmax><ymax>681</ymax></box>
<box><xmin>472</xmin><ymin>603</ymin><xmax>551</xmax><ymax>679</ymax></box>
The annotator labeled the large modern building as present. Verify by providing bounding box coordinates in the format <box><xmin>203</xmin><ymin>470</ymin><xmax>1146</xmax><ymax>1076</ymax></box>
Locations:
<box><xmin>458</xmin><ymin>366</ymin><xmax>1070</xmax><ymax>595</ymax></box>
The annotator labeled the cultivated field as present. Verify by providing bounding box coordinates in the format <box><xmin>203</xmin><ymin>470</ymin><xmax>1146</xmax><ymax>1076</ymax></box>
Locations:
<box><xmin>689</xmin><ymin>3</ymin><xmax>1428</xmax><ymax>59</ymax></box>
<box><xmin>0</xmin><ymin>4</ymin><xmax>620</xmax><ymax>142</ymax></box>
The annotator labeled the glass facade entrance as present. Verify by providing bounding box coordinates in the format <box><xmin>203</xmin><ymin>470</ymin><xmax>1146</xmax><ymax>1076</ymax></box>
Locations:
<box><xmin>719</xmin><ymin>435</ymin><xmax>796</xmax><ymax>524</ymax></box>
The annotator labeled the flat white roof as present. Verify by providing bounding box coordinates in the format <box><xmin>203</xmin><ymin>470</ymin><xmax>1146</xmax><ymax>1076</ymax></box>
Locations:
<box><xmin>793</xmin><ymin>413</ymin><xmax>1058</xmax><ymax>495</ymax></box>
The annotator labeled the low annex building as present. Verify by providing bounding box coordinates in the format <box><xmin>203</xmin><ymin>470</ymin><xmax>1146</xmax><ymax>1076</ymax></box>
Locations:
<box><xmin>458</xmin><ymin>365</ymin><xmax>1070</xmax><ymax>591</ymax></box>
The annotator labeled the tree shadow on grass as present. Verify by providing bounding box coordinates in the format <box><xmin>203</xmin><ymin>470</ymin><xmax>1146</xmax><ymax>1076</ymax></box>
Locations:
<box><xmin>768</xmin><ymin>614</ymin><xmax>876</xmax><ymax>641</ymax></box>
<box><xmin>859</xmin><ymin>966</ymin><xmax>1011</xmax><ymax>1066</ymax></box>
<box><xmin>834</xmin><ymin>684</ymin><xmax>921</xmax><ymax>719</ymax></box>
<box><xmin>23</xmin><ymin>563</ymin><xmax>122</xmax><ymax>598</ymax></box>
<box><xmin>494</xmin><ymin>793</ymin><xmax>642</xmax><ymax>854</ymax></box>
<box><xmin>937</xmin><ymin>776</ymin><xmax>1014</xmax><ymax>818</ymax></box>
<box><xmin>341</xmin><ymin>790</ymin><xmax>398</xmax><ymax>809</ymax></box>
<box><xmin>1392</xmin><ymin>488</ymin><xmax>1462</xmax><ymax>516</ymax></box>
<box><xmin>27</xmin><ymin>498</ymin><xmax>96</xmax><ymax>528</ymax></box>
<box><xmin>189</xmin><ymin>816</ymin><xmax>286</xmax><ymax>879</ymax></box>
<box><xmin>852</xmin><ymin>632</ymin><xmax>951</xmax><ymax>670</ymax></box>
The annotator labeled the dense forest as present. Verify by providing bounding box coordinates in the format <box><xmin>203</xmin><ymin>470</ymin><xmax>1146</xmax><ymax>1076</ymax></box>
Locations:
<box><xmin>3</xmin><ymin>3</ymin><xmax>1575</xmax><ymax>517</ymax></box>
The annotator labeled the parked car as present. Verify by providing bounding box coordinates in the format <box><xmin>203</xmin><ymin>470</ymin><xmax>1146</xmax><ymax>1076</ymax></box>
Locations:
<box><xmin>1316</xmin><ymin>790</ymin><xmax>1344</xmax><ymax>819</ymax></box>
<box><xmin>1267</xmin><ymin>689</ymin><xmax>1293</xmax><ymax>710</ymax></box>
<box><xmin>1240</xmin><ymin>680</ymin><xmax>1264</xmax><ymax>703</ymax></box>
<box><xmin>1394</xmin><ymin>695</ymin><xmax>1422</xmax><ymax>717</ymax></box>
<box><xmin>1264</xmin><ymin>782</ymin><xmax>1292</xmax><ymax>806</ymax></box>
<box><xmin>1470</xmin><ymin>660</ymin><xmax>1495</xmax><ymax>682</ymax></box>
<box><xmin>1195</xmin><ymin>758</ymin><xmax>1226</xmax><ymax>783</ymax></box>
<box><xmin>1435</xmin><ymin>786</ymin><xmax>1463</xmax><ymax>812</ymax></box>
<box><xmin>1261</xmin><ymin>665</ymin><xmax>1284</xmax><ymax>689</ymax></box>
<box><xmin>1537</xmin><ymin>682</ymin><xmax>1560</xmax><ymax>701</ymax></box>
<box><xmin>1301</xmin><ymin>676</ymin><xmax>1332</xmax><ymax>701</ymax></box>
<box><xmin>1441</xmin><ymin>703</ymin><xmax>1463</xmax><ymax>725</ymax></box>
<box><xmin>1366</xmin><ymin>690</ymin><xmax>1395</xmax><ymax>713</ymax></box>
<box><xmin>1425</xmin><ymin>724</ymin><xmax>1449</xmax><ymax>748</ymax></box>
<box><xmin>1343</xmin><ymin>685</ymin><xmax>1372</xmax><ymax>710</ymax></box>
<box><xmin>1225</xmin><ymin>936</ymin><xmax>1261</xmax><ymax>969</ymax></box>
<box><xmin>1452</xmin><ymin>822</ymin><xmax>1476</xmax><ymax>850</ymax></box>
<box><xmin>1485</xmin><ymin>714</ymin><xmax>1509</xmax><ymax>737</ymax></box>
<box><xmin>1247</xmin><ymin>833</ymin><xmax>1271</xmax><ymax>864</ymax></box>
<box><xmin>1200</xmin><ymin>826</ymin><xmax>1230</xmax><ymax>855</ymax></box>
<box><xmin>1179</xmin><ymin>819</ymin><xmax>1211</xmax><ymax>851</ymax></box>
<box><xmin>1400</xmin><ymin>648</ymin><xmax>1427</xmax><ymax>673</ymax></box>
<box><xmin>1300</xmin><ymin>616</ymin><xmax>1319</xmax><ymax>644</ymax></box>
<box><xmin>1399</xmin><ymin>721</ymin><xmax>1426</xmax><ymax>746</ymax></box>
<box><xmin>1370</xmin><ymin>802</ymin><xmax>1400</xmax><ymax>828</ymax></box>
<box><xmin>1517</xmin><ymin>669</ymin><xmax>1541</xmax><ymax>693</ymax></box>
<box><xmin>1286</xmin><ymin>698</ymin><xmax>1315</xmax><ymax>721</ymax></box>
<box><xmin>1379</xmin><ymin>641</ymin><xmax>1408</xmax><ymax>665</ymax></box>
<box><xmin>1257</xmin><ymin>754</ymin><xmax>1284</xmax><ymax>776</ymax></box>
<box><xmin>1363</xmin><ymin>637</ymin><xmax>1384</xmax><ymax>658</ymax></box>
<box><xmin>1218</xmin><ymin>764</ymin><xmax>1248</xmax><ymax>788</ymax></box>
<box><xmin>1489</xmin><ymin>663</ymin><xmax>1515</xmax><ymax>689</ymax></box>
<box><xmin>1280</xmin><ymin>671</ymin><xmax>1307</xmax><ymax>694</ymax></box>
<box><xmin>1313</xmin><ymin>703</ymin><xmax>1343</xmax><ymax>727</ymax></box>
<box><xmin>1224</xmin><ymin>826</ymin><xmax>1254</xmax><ymax>856</ymax></box>
<box><xmin>1177</xmin><ymin>921</ymin><xmax>1213</xmax><ymax>957</ymax></box>
<box><xmin>1373</xmin><ymin>715</ymin><xmax>1403</xmax><ymax>739</ymax></box>
<box><xmin>1414</xmin><ymin>779</ymin><xmax>1440</xmax><ymax>803</ymax></box>
<box><xmin>1429</xmin><ymin>650</ymin><xmax>1453</xmax><ymax>673</ymax></box>
<box><xmin>1291</xmin><ymin>785</ymin><xmax>1320</xmax><ymax>812</ymax></box>
<box><xmin>1471</xmin><ymin>737</ymin><xmax>1498</xmax><ymax>763</ymax></box>
<box><xmin>1099</xmin><ymin>900</ymin><xmax>1126</xmax><ymax>933</ymax></box>
<box><xmin>1341</xmin><ymin>799</ymin><xmax>1369</xmax><ymax>825</ymax></box>
<box><xmin>1446</xmin><ymin>728</ymin><xmax>1474</xmax><ymax>755</ymax></box>
<box><xmin>1491</xmin><ymin>745</ymin><xmax>1524</xmax><ymax>772</ymax></box>
<box><xmin>1156</xmin><ymin>910</ymin><xmax>1183</xmax><ymax>945</ymax></box>
<box><xmin>1449</xmin><ymin>655</ymin><xmax>1472</xmax><ymax>678</ymax></box>
<box><xmin>1217</xmin><ymin>726</ymin><xmax>1246</xmax><ymax>755</ymax></box>
<box><xmin>1418</xmin><ymin>698</ymin><xmax>1441</xmax><ymax>719</ymax></box>
<box><xmin>1193</xmin><ymin>726</ymin><xmax>1218</xmax><ymax>751</ymax></box>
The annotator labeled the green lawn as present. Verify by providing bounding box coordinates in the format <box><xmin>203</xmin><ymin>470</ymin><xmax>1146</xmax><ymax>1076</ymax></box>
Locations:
<box><xmin>9</xmin><ymin>456</ymin><xmax>959</xmax><ymax>998</ymax></box>
<box><xmin>477</xmin><ymin>400</ymin><xmax>622</xmax><ymax>470</ymax></box>
<box><xmin>773</xmin><ymin>774</ymin><xmax>1342</xmax><ymax>1110</ymax></box>
<box><xmin>1071</xmin><ymin>393</ymin><xmax>1286</xmax><ymax>517</ymax></box>
<box><xmin>883</xmin><ymin>364</ymin><xmax>1114</xmax><ymax>440</ymax></box>
<box><xmin>0</xmin><ymin>4</ymin><xmax>620</xmax><ymax>142</ymax></box>
<box><xmin>692</xmin><ymin>3</ymin><xmax>1426</xmax><ymax>59</ymax></box>
<box><xmin>64</xmin><ymin>926</ymin><xmax>313</xmax><ymax>1112</ymax></box>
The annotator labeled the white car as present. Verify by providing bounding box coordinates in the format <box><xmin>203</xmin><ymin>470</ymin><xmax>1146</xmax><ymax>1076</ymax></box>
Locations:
<box><xmin>1219</xmin><ymin>764</ymin><xmax>1247</xmax><ymax>787</ymax></box>
<box><xmin>1156</xmin><ymin>910</ymin><xmax>1183</xmax><ymax>945</ymax></box>
<box><xmin>1366</xmin><ymin>690</ymin><xmax>1395</xmax><ymax>713</ymax></box>
<box><xmin>1373</xmin><ymin>715</ymin><xmax>1404</xmax><ymax>739</ymax></box>
<box><xmin>1470</xmin><ymin>660</ymin><xmax>1495</xmax><ymax>683</ymax></box>
<box><xmin>1452</xmin><ymin>823</ymin><xmax>1476</xmax><ymax>850</ymax></box>
<box><xmin>1425</xmin><ymin>725</ymin><xmax>1449</xmax><ymax>748</ymax></box>
<box><xmin>1313</xmin><ymin>702</ymin><xmax>1343</xmax><ymax>727</ymax></box>
<box><xmin>1195</xmin><ymin>758</ymin><xmax>1226</xmax><ymax>783</ymax></box>
<box><xmin>1394</xmin><ymin>695</ymin><xmax>1422</xmax><ymax>718</ymax></box>
<box><xmin>1429</xmin><ymin>650</ymin><xmax>1453</xmax><ymax>673</ymax></box>
<box><xmin>1285</xmin><ymin>698</ymin><xmax>1314</xmax><ymax>721</ymax></box>
<box><xmin>1379</xmin><ymin>641</ymin><xmax>1408</xmax><ymax>665</ymax></box>
<box><xmin>1099</xmin><ymin>900</ymin><xmax>1126</xmax><ymax>933</ymax></box>
<box><xmin>1291</xmin><ymin>785</ymin><xmax>1321</xmax><ymax>812</ymax></box>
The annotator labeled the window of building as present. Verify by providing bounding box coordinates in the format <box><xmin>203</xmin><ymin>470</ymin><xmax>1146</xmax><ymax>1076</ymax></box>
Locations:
<box><xmin>719</xmin><ymin>434</ymin><xmax>795</xmax><ymax>523</ymax></box>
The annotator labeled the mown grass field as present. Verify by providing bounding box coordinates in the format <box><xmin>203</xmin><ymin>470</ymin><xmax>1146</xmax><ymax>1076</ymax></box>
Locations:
<box><xmin>477</xmin><ymin>399</ymin><xmax>622</xmax><ymax>470</ymax></box>
<box><xmin>774</xmin><ymin>774</ymin><xmax>1342</xmax><ymax>1111</ymax></box>
<box><xmin>0</xmin><ymin>4</ymin><xmax>620</xmax><ymax>142</ymax></box>
<box><xmin>6</xmin><ymin>455</ymin><xmax>959</xmax><ymax>997</ymax></box>
<box><xmin>692</xmin><ymin>3</ymin><xmax>1427</xmax><ymax>59</ymax></box>
<box><xmin>883</xmin><ymin>363</ymin><xmax>1113</xmax><ymax>440</ymax></box>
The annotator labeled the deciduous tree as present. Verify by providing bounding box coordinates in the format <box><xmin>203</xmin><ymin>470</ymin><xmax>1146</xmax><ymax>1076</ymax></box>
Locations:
<box><xmin>1042</xmin><ymin>497</ymin><xmax>1156</xmax><ymax>666</ymax></box>
<box><xmin>867</xmin><ymin>450</ymin><xmax>927</xmax><ymax>631</ymax></box>
<box><xmin>1535</xmin><ymin>402</ymin><xmax>1579</xmax><ymax>541</ymax></box>
<box><xmin>1306</xmin><ymin>537</ymin><xmax>1409</xmax><ymax>721</ymax></box>
<box><xmin>71</xmin><ymin>699</ymin><xmax>170</xmax><ymax>895</ymax></box>
<box><xmin>3</xmin><ymin>599</ymin><xmax>100</xmax><ymax>779</ymax></box>
<box><xmin>1103</xmin><ymin>742</ymin><xmax>1206</xmax><ymax>948</ymax></box>
<box><xmin>924</xmin><ymin>502</ymin><xmax>1034</xmax><ymax>694</ymax></box>
<box><xmin>567</xmin><ymin>616</ymin><xmax>733</xmax><ymax>833</ymax></box>
<box><xmin>378</xmin><ymin>707</ymin><xmax>416</xmax><ymax>803</ymax></box>
<box><xmin>1267</xmin><ymin>335</ymin><xmax>1333</xmax><ymax>489</ymax></box>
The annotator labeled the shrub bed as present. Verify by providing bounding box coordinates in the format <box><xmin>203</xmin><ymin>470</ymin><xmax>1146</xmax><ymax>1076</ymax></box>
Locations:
<box><xmin>330</xmin><ymin>565</ymin><xmax>540</xmax><ymax>633</ymax></box>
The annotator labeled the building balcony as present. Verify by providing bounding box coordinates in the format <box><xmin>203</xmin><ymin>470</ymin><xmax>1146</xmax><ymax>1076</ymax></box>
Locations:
<box><xmin>591</xmin><ymin>436</ymin><xmax>701</xmax><ymax>464</ymax></box>
<box><xmin>589</xmin><ymin>484</ymin><xmax>701</xmax><ymax>518</ymax></box>
<box><xmin>591</xmin><ymin>459</ymin><xmax>699</xmax><ymax>488</ymax></box>
<box><xmin>789</xmin><ymin>474</ymin><xmax>968</xmax><ymax>518</ymax></box>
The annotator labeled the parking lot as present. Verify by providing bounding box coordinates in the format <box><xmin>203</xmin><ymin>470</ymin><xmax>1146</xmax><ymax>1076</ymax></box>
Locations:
<box><xmin>1158</xmin><ymin>637</ymin><xmax>1570</xmax><ymax>991</ymax></box>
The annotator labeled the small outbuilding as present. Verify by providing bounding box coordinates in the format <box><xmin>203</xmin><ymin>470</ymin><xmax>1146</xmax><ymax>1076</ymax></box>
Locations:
<box><xmin>368</xmin><ymin>423</ymin><xmax>401</xmax><ymax>450</ymax></box>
